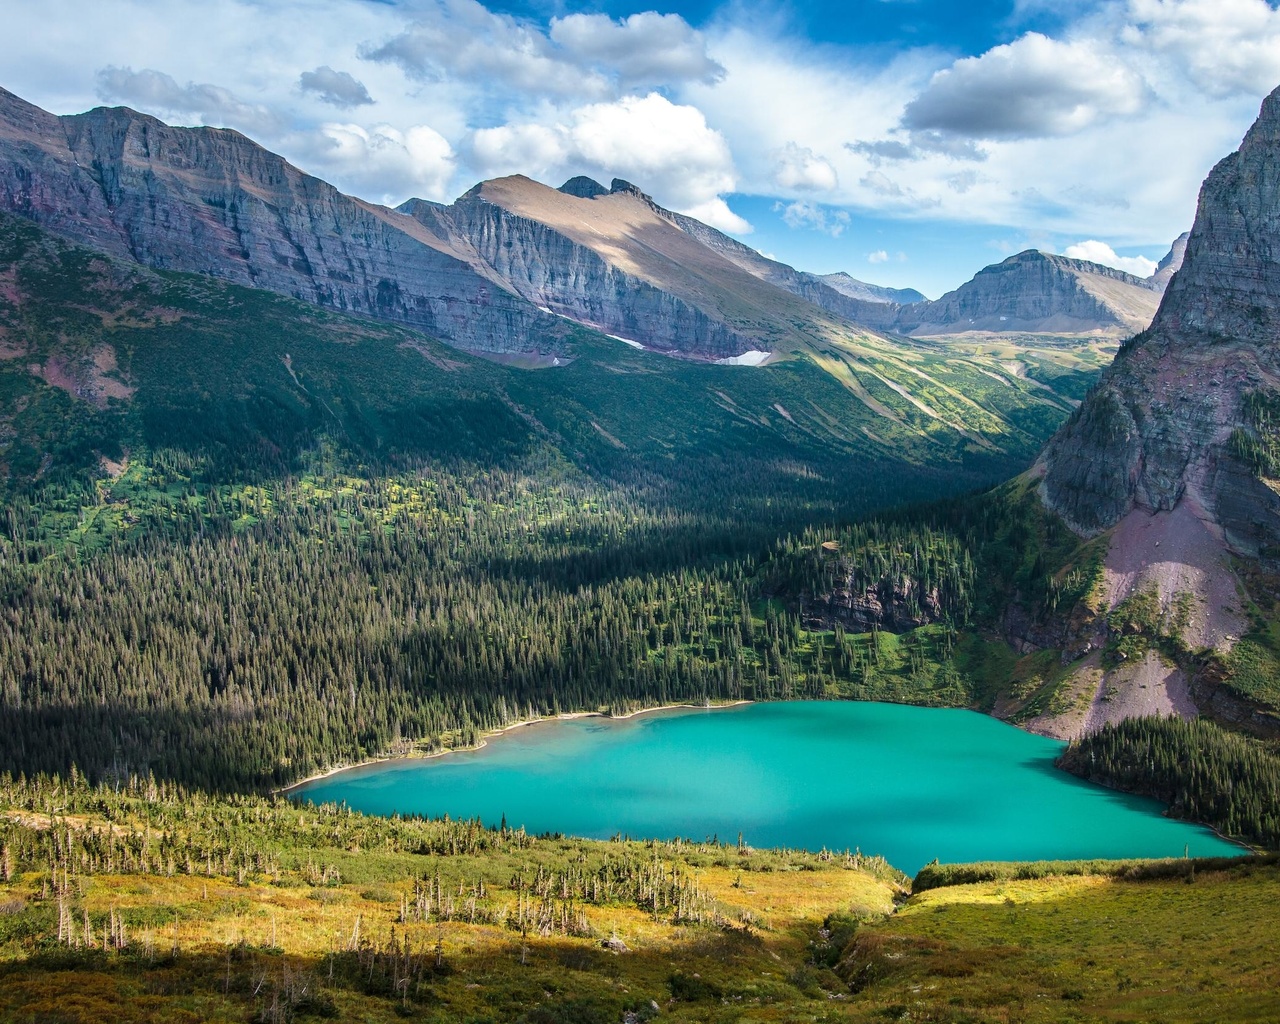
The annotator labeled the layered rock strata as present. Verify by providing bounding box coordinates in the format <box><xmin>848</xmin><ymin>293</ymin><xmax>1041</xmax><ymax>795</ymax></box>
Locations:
<box><xmin>1041</xmin><ymin>84</ymin><xmax>1280</xmax><ymax>550</ymax></box>
<box><xmin>403</xmin><ymin>175</ymin><xmax>887</xmax><ymax>359</ymax></box>
<box><xmin>0</xmin><ymin>88</ymin><xmax>575</xmax><ymax>355</ymax></box>
<box><xmin>896</xmin><ymin>250</ymin><xmax>1162</xmax><ymax>337</ymax></box>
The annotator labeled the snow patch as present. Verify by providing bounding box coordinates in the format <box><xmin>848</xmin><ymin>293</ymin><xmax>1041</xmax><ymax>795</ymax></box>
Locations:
<box><xmin>607</xmin><ymin>334</ymin><xmax>645</xmax><ymax>350</ymax></box>
<box><xmin>715</xmin><ymin>350</ymin><xmax>772</xmax><ymax>366</ymax></box>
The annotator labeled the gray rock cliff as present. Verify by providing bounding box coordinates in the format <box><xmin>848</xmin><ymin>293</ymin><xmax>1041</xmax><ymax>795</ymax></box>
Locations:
<box><xmin>0</xmin><ymin>84</ymin><xmax>1186</xmax><ymax>361</ymax></box>
<box><xmin>402</xmin><ymin>175</ymin><xmax>890</xmax><ymax>359</ymax></box>
<box><xmin>1041</xmin><ymin>84</ymin><xmax>1280</xmax><ymax>550</ymax></box>
<box><xmin>1148</xmin><ymin>232</ymin><xmax>1190</xmax><ymax>289</ymax></box>
<box><xmin>402</xmin><ymin>181</ymin><xmax>760</xmax><ymax>359</ymax></box>
<box><xmin>895</xmin><ymin>250</ymin><xmax>1162</xmax><ymax>336</ymax></box>
<box><xmin>0</xmin><ymin>86</ymin><xmax>565</xmax><ymax>354</ymax></box>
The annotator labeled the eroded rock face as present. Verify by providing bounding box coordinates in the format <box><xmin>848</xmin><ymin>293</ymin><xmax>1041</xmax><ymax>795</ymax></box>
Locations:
<box><xmin>1041</xmin><ymin>85</ymin><xmax>1280</xmax><ymax>552</ymax></box>
<box><xmin>896</xmin><ymin>250</ymin><xmax>1161</xmax><ymax>337</ymax></box>
<box><xmin>1157</xmin><ymin>93</ymin><xmax>1280</xmax><ymax>343</ymax></box>
<box><xmin>401</xmin><ymin>185</ymin><xmax>761</xmax><ymax>359</ymax></box>
<box><xmin>1148</xmin><ymin>232</ymin><xmax>1190</xmax><ymax>290</ymax></box>
<box><xmin>0</xmin><ymin>87</ymin><xmax>565</xmax><ymax>354</ymax></box>
<box><xmin>802</xmin><ymin>578</ymin><xmax>944</xmax><ymax>633</ymax></box>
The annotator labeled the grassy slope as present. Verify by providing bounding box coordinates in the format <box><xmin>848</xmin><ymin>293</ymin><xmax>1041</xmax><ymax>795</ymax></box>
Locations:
<box><xmin>859</xmin><ymin>864</ymin><xmax>1280</xmax><ymax>1022</ymax></box>
<box><xmin>0</xmin><ymin>780</ymin><xmax>1271</xmax><ymax>1023</ymax></box>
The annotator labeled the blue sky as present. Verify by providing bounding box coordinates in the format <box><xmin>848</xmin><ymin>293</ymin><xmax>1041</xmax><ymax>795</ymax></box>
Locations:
<box><xmin>486</xmin><ymin>0</ymin><xmax>1087</xmax><ymax>53</ymax></box>
<box><xmin>2</xmin><ymin>0</ymin><xmax>1278</xmax><ymax>296</ymax></box>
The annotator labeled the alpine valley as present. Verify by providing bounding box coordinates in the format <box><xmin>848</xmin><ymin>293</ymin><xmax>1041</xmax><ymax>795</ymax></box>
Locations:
<box><xmin>0</xmin><ymin>68</ymin><xmax>1278</xmax><ymax>1024</ymax></box>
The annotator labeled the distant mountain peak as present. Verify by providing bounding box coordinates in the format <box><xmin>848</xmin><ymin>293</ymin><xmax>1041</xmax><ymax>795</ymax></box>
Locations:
<box><xmin>819</xmin><ymin>272</ymin><xmax>926</xmax><ymax>306</ymax></box>
<box><xmin>894</xmin><ymin>247</ymin><xmax>1162</xmax><ymax>337</ymax></box>
<box><xmin>1149</xmin><ymin>232</ymin><xmax>1190</xmax><ymax>289</ymax></box>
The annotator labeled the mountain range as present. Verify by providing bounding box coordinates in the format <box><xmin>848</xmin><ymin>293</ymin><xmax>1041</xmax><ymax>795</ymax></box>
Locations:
<box><xmin>0</xmin><ymin>85</ymin><xmax>1180</xmax><ymax>369</ymax></box>
<box><xmin>7</xmin><ymin>74</ymin><xmax>1272</xmax><ymax>753</ymax></box>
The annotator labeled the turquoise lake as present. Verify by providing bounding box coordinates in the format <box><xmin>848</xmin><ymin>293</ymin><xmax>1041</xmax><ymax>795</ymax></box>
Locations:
<box><xmin>293</xmin><ymin>701</ymin><xmax>1243</xmax><ymax>873</ymax></box>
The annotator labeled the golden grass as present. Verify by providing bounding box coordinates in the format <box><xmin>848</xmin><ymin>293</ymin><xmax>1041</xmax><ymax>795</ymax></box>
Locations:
<box><xmin>1</xmin><ymin>786</ymin><xmax>1277</xmax><ymax>1023</ymax></box>
<box><xmin>849</xmin><ymin>864</ymin><xmax>1280</xmax><ymax>1022</ymax></box>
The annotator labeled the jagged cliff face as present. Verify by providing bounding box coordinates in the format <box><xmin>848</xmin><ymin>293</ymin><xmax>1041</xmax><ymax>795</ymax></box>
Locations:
<box><xmin>0</xmin><ymin>88</ymin><xmax>886</xmax><ymax>361</ymax></box>
<box><xmin>402</xmin><ymin>178</ymin><xmax>769</xmax><ymax>358</ymax></box>
<box><xmin>0</xmin><ymin>87</ymin><xmax>566</xmax><ymax>354</ymax></box>
<box><xmin>1149</xmin><ymin>232</ymin><xmax>1190</xmax><ymax>289</ymax></box>
<box><xmin>998</xmin><ymin>85</ymin><xmax>1280</xmax><ymax>742</ymax></box>
<box><xmin>896</xmin><ymin>250</ymin><xmax>1162</xmax><ymax>337</ymax></box>
<box><xmin>402</xmin><ymin>175</ymin><xmax>891</xmax><ymax>359</ymax></box>
<box><xmin>0</xmin><ymin>84</ymin><xmax>1178</xmax><ymax>366</ymax></box>
<box><xmin>1042</xmin><ymin>85</ymin><xmax>1280</xmax><ymax>549</ymax></box>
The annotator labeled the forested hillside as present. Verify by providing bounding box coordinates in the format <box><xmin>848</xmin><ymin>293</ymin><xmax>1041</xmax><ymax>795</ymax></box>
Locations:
<box><xmin>0</xmin><ymin>211</ymin><xmax>1099</xmax><ymax>790</ymax></box>
<box><xmin>1060</xmin><ymin>716</ymin><xmax>1280</xmax><ymax>848</ymax></box>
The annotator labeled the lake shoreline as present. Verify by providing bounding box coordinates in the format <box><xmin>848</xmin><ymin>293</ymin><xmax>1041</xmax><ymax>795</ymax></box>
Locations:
<box><xmin>279</xmin><ymin>699</ymin><xmax>1242</xmax><ymax>871</ymax></box>
<box><xmin>278</xmin><ymin>699</ymin><xmax>753</xmax><ymax>795</ymax></box>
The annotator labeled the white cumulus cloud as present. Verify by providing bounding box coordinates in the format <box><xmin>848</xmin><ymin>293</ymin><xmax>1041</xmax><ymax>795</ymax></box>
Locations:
<box><xmin>1062</xmin><ymin>239</ymin><xmax>1158</xmax><ymax>276</ymax></box>
<box><xmin>1123</xmin><ymin>0</ymin><xmax>1280</xmax><ymax>98</ymax></box>
<box><xmin>773</xmin><ymin>143</ymin><xmax>839</xmax><ymax>191</ymax></box>
<box><xmin>362</xmin><ymin>0</ymin><xmax>609</xmax><ymax>99</ymax></box>
<box><xmin>311</xmin><ymin>122</ymin><xmax>456</xmax><ymax>204</ymax></box>
<box><xmin>298</xmin><ymin>66</ymin><xmax>374</xmax><ymax>108</ymax></box>
<box><xmin>548</xmin><ymin>12</ymin><xmax>723</xmax><ymax>88</ymax></box>
<box><xmin>362</xmin><ymin>0</ymin><xmax>719</xmax><ymax>100</ymax></box>
<box><xmin>469</xmin><ymin>123</ymin><xmax>567</xmax><ymax>179</ymax></box>
<box><xmin>568</xmin><ymin>93</ymin><xmax>736</xmax><ymax>207</ymax></box>
<box><xmin>681</xmin><ymin>198</ymin><xmax>752</xmax><ymax>234</ymax></box>
<box><xmin>776</xmin><ymin>201</ymin><xmax>851</xmax><ymax>237</ymax></box>
<box><xmin>903</xmin><ymin>33</ymin><xmax>1148</xmax><ymax>139</ymax></box>
<box><xmin>465</xmin><ymin>93</ymin><xmax>744</xmax><ymax>230</ymax></box>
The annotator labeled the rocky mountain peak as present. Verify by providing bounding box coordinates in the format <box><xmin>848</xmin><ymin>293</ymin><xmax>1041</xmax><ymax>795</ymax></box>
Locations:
<box><xmin>1148</xmin><ymin>232</ymin><xmax>1190</xmax><ymax>289</ymax></box>
<box><xmin>1041</xmin><ymin>83</ymin><xmax>1280</xmax><ymax>552</ymax></box>
<box><xmin>559</xmin><ymin>176</ymin><xmax>608</xmax><ymax>199</ymax></box>
<box><xmin>609</xmin><ymin>178</ymin><xmax>652</xmax><ymax>202</ymax></box>
<box><xmin>0</xmin><ymin>91</ymin><xmax>568</xmax><ymax>354</ymax></box>
<box><xmin>894</xmin><ymin>247</ymin><xmax>1162</xmax><ymax>336</ymax></box>
<box><xmin>1151</xmin><ymin>90</ymin><xmax>1280</xmax><ymax>344</ymax></box>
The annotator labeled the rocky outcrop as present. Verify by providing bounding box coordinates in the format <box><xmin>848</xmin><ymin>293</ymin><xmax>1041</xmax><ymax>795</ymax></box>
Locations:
<box><xmin>1041</xmin><ymin>85</ymin><xmax>1280</xmax><ymax>545</ymax></box>
<box><xmin>802</xmin><ymin>578</ymin><xmax>944</xmax><ymax>633</ymax></box>
<box><xmin>1148</xmin><ymin>232</ymin><xmax>1190</xmax><ymax>290</ymax></box>
<box><xmin>558</xmin><ymin>176</ymin><xmax>609</xmax><ymax>199</ymax></box>
<box><xmin>0</xmin><ymin>86</ymin><xmax>566</xmax><ymax>354</ymax></box>
<box><xmin>895</xmin><ymin>250</ymin><xmax>1162</xmax><ymax>337</ymax></box>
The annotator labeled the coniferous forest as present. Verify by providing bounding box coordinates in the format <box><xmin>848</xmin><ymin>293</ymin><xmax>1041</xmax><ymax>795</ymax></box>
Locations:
<box><xmin>3</xmin><ymin>29</ymin><xmax>1280</xmax><ymax>1021</ymax></box>
<box><xmin>0</xmin><ymin>212</ymin><xmax>1045</xmax><ymax>793</ymax></box>
<box><xmin>1</xmin><ymin>206</ymin><xmax>1278</xmax><ymax>847</ymax></box>
<box><xmin>1059</xmin><ymin>716</ymin><xmax>1280</xmax><ymax>849</ymax></box>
